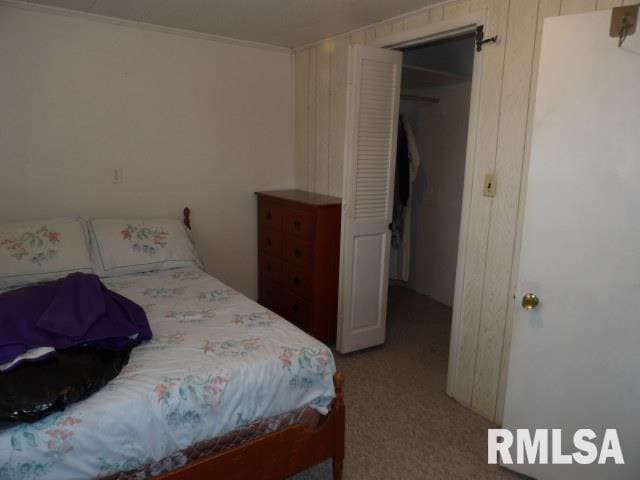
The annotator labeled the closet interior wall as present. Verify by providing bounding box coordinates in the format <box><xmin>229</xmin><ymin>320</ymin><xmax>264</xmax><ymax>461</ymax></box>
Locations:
<box><xmin>405</xmin><ymin>81</ymin><xmax>471</xmax><ymax>307</ymax></box>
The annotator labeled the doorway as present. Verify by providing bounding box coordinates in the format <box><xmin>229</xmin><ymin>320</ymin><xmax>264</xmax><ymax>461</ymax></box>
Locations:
<box><xmin>388</xmin><ymin>33</ymin><xmax>476</xmax><ymax>394</ymax></box>
<box><xmin>337</xmin><ymin>14</ymin><xmax>486</xmax><ymax>402</ymax></box>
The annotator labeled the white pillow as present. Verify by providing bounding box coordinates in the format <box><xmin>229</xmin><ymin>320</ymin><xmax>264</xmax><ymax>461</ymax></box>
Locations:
<box><xmin>89</xmin><ymin>218</ymin><xmax>202</xmax><ymax>277</ymax></box>
<box><xmin>0</xmin><ymin>217</ymin><xmax>93</xmax><ymax>289</ymax></box>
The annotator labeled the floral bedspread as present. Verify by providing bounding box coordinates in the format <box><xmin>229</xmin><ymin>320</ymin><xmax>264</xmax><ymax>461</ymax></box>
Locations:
<box><xmin>0</xmin><ymin>268</ymin><xmax>335</xmax><ymax>480</ymax></box>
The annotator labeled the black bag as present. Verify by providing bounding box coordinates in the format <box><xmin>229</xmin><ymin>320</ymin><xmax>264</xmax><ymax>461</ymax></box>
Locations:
<box><xmin>0</xmin><ymin>347</ymin><xmax>131</xmax><ymax>423</ymax></box>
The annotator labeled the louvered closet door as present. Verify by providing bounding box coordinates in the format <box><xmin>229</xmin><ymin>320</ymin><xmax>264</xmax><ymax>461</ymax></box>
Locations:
<box><xmin>337</xmin><ymin>44</ymin><xmax>402</xmax><ymax>354</ymax></box>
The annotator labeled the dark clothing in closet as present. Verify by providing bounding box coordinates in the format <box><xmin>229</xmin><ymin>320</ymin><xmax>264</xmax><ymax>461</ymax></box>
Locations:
<box><xmin>396</xmin><ymin>119</ymin><xmax>410</xmax><ymax>207</ymax></box>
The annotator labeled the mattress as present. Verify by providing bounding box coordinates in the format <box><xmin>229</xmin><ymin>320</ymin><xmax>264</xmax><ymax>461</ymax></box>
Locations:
<box><xmin>0</xmin><ymin>268</ymin><xmax>336</xmax><ymax>479</ymax></box>
<box><xmin>102</xmin><ymin>406</ymin><xmax>321</xmax><ymax>480</ymax></box>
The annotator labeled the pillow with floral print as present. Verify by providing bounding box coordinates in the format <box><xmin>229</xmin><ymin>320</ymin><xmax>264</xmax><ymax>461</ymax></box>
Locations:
<box><xmin>0</xmin><ymin>218</ymin><xmax>93</xmax><ymax>290</ymax></box>
<box><xmin>89</xmin><ymin>218</ymin><xmax>202</xmax><ymax>278</ymax></box>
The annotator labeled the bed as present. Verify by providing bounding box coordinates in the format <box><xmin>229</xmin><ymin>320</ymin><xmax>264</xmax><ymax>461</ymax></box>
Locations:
<box><xmin>0</xmin><ymin>210</ymin><xmax>345</xmax><ymax>480</ymax></box>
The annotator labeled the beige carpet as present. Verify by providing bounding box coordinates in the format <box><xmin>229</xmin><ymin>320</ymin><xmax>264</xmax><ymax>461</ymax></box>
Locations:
<box><xmin>291</xmin><ymin>286</ymin><xmax>525</xmax><ymax>480</ymax></box>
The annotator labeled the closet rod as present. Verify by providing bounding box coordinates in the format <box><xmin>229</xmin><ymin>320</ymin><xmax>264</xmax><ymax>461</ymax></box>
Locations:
<box><xmin>400</xmin><ymin>94</ymin><xmax>440</xmax><ymax>104</ymax></box>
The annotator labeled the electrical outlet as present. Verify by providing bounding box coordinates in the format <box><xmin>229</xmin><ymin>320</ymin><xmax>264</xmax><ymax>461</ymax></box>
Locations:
<box><xmin>483</xmin><ymin>173</ymin><xmax>497</xmax><ymax>197</ymax></box>
<box><xmin>112</xmin><ymin>168</ymin><xmax>123</xmax><ymax>184</ymax></box>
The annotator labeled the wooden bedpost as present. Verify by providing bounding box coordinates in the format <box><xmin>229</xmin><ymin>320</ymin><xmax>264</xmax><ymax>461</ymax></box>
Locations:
<box><xmin>333</xmin><ymin>372</ymin><xmax>345</xmax><ymax>480</ymax></box>
<box><xmin>183</xmin><ymin>207</ymin><xmax>191</xmax><ymax>230</ymax></box>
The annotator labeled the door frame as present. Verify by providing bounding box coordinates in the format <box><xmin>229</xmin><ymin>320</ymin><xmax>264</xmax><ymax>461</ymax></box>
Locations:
<box><xmin>366</xmin><ymin>12</ymin><xmax>487</xmax><ymax>399</ymax></box>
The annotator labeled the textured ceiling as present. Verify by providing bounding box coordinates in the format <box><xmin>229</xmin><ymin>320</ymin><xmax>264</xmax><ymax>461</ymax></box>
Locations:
<box><xmin>20</xmin><ymin>0</ymin><xmax>442</xmax><ymax>48</ymax></box>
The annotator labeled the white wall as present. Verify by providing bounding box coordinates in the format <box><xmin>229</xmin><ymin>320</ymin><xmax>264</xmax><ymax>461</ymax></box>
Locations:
<box><xmin>407</xmin><ymin>82</ymin><xmax>471</xmax><ymax>307</ymax></box>
<box><xmin>0</xmin><ymin>4</ymin><xmax>295</xmax><ymax>298</ymax></box>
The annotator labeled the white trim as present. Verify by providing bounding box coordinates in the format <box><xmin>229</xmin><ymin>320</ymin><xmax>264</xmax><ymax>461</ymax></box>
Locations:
<box><xmin>371</xmin><ymin>13</ymin><xmax>485</xmax><ymax>48</ymax></box>
<box><xmin>0</xmin><ymin>0</ymin><xmax>292</xmax><ymax>54</ymax></box>
<box><xmin>293</xmin><ymin>0</ymin><xmax>465</xmax><ymax>51</ymax></box>
<box><xmin>372</xmin><ymin>10</ymin><xmax>487</xmax><ymax>401</ymax></box>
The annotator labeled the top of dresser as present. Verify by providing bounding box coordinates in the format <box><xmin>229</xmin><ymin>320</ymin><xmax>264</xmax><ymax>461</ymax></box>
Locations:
<box><xmin>255</xmin><ymin>189</ymin><xmax>341</xmax><ymax>207</ymax></box>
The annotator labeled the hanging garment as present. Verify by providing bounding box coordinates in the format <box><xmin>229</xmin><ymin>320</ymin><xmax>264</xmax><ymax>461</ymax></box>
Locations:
<box><xmin>391</xmin><ymin>115</ymin><xmax>422</xmax><ymax>281</ymax></box>
<box><xmin>404</xmin><ymin>116</ymin><xmax>421</xmax><ymax>183</ymax></box>
<box><xmin>397</xmin><ymin>120</ymin><xmax>410</xmax><ymax>207</ymax></box>
<box><xmin>400</xmin><ymin>116</ymin><xmax>421</xmax><ymax>282</ymax></box>
<box><xmin>391</xmin><ymin>117</ymin><xmax>411</xmax><ymax>249</ymax></box>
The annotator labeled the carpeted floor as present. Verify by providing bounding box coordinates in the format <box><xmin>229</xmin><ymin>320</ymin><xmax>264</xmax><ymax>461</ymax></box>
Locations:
<box><xmin>291</xmin><ymin>286</ymin><xmax>524</xmax><ymax>480</ymax></box>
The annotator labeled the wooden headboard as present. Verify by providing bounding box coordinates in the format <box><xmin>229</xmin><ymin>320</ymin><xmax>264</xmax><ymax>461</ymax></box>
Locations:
<box><xmin>183</xmin><ymin>207</ymin><xmax>191</xmax><ymax>230</ymax></box>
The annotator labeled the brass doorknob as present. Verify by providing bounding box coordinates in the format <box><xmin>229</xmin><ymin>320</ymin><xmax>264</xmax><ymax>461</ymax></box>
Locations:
<box><xmin>521</xmin><ymin>293</ymin><xmax>539</xmax><ymax>311</ymax></box>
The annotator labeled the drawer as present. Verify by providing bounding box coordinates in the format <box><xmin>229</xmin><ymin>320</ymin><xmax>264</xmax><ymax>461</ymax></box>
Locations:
<box><xmin>283</xmin><ymin>262</ymin><xmax>312</xmax><ymax>300</ymax></box>
<box><xmin>258</xmin><ymin>275</ymin><xmax>283</xmax><ymax>314</ymax></box>
<box><xmin>259</xmin><ymin>252</ymin><xmax>282</xmax><ymax>283</ymax></box>
<box><xmin>281</xmin><ymin>290</ymin><xmax>310</xmax><ymax>330</ymax></box>
<box><xmin>284</xmin><ymin>207</ymin><xmax>316</xmax><ymax>240</ymax></box>
<box><xmin>258</xmin><ymin>227</ymin><xmax>283</xmax><ymax>257</ymax></box>
<box><xmin>258</xmin><ymin>198</ymin><xmax>283</xmax><ymax>230</ymax></box>
<box><xmin>283</xmin><ymin>235</ymin><xmax>313</xmax><ymax>267</ymax></box>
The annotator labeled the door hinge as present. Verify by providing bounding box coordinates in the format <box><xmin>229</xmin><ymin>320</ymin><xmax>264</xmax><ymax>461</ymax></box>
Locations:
<box><xmin>476</xmin><ymin>25</ymin><xmax>498</xmax><ymax>52</ymax></box>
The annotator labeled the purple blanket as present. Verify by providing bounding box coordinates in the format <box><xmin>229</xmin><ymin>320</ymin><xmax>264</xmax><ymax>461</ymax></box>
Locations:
<box><xmin>0</xmin><ymin>273</ymin><xmax>152</xmax><ymax>367</ymax></box>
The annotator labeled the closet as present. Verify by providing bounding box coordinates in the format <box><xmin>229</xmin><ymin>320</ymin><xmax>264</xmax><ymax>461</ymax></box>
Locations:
<box><xmin>390</xmin><ymin>33</ymin><xmax>475</xmax><ymax>309</ymax></box>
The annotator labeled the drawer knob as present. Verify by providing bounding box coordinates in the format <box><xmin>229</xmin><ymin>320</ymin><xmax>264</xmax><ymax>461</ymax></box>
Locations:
<box><xmin>294</xmin><ymin>219</ymin><xmax>302</xmax><ymax>229</ymax></box>
<box><xmin>266</xmin><ymin>211</ymin><xmax>273</xmax><ymax>220</ymax></box>
<box><xmin>267</xmin><ymin>238</ymin><xmax>272</xmax><ymax>247</ymax></box>
<box><xmin>294</xmin><ymin>248</ymin><xmax>302</xmax><ymax>257</ymax></box>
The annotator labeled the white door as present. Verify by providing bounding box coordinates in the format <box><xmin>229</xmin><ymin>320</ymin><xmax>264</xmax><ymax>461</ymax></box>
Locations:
<box><xmin>337</xmin><ymin>44</ymin><xmax>402</xmax><ymax>354</ymax></box>
<box><xmin>503</xmin><ymin>10</ymin><xmax>640</xmax><ymax>480</ymax></box>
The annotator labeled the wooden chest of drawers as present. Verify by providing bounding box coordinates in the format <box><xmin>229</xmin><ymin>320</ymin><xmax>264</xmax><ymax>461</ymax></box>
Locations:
<box><xmin>256</xmin><ymin>189</ymin><xmax>341</xmax><ymax>344</ymax></box>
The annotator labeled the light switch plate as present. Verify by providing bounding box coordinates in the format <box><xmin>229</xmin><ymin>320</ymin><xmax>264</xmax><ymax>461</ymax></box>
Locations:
<box><xmin>483</xmin><ymin>173</ymin><xmax>497</xmax><ymax>197</ymax></box>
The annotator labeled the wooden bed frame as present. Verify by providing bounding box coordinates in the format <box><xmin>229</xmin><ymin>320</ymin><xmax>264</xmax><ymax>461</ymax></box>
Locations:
<box><xmin>156</xmin><ymin>372</ymin><xmax>345</xmax><ymax>480</ymax></box>
<box><xmin>155</xmin><ymin>208</ymin><xmax>346</xmax><ymax>480</ymax></box>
